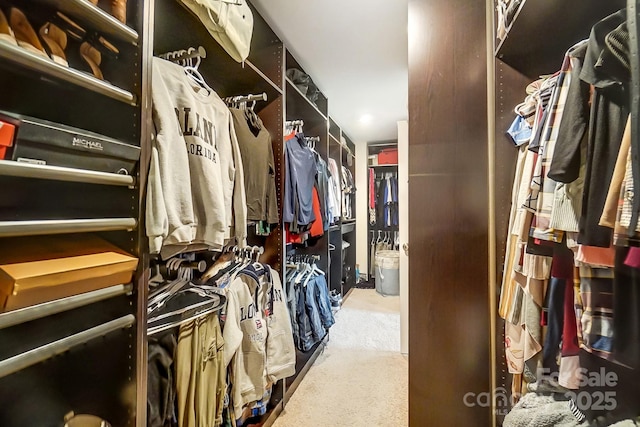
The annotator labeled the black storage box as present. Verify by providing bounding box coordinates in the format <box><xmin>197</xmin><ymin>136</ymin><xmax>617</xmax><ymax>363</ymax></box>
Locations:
<box><xmin>0</xmin><ymin>111</ymin><xmax>140</xmax><ymax>175</ymax></box>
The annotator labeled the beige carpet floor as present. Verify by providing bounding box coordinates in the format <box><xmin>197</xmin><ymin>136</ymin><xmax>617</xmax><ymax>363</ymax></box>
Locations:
<box><xmin>272</xmin><ymin>289</ymin><xmax>408</xmax><ymax>427</ymax></box>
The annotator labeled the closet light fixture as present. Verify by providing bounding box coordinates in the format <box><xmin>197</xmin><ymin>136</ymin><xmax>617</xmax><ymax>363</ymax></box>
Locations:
<box><xmin>359</xmin><ymin>114</ymin><xmax>373</xmax><ymax>125</ymax></box>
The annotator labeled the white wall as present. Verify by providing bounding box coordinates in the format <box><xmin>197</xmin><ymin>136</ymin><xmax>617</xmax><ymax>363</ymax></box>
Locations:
<box><xmin>355</xmin><ymin>141</ymin><xmax>369</xmax><ymax>279</ymax></box>
<box><xmin>398</xmin><ymin>120</ymin><xmax>409</xmax><ymax>355</ymax></box>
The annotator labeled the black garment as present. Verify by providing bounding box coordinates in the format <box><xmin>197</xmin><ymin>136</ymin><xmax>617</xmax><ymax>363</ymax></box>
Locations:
<box><xmin>549</xmin><ymin>11</ymin><xmax>628</xmax><ymax>247</ymax></box>
<box><xmin>314</xmin><ymin>153</ymin><xmax>330</xmax><ymax>231</ymax></box>
<box><xmin>548</xmin><ymin>43</ymin><xmax>589</xmax><ymax>183</ymax></box>
<box><xmin>525</xmin><ymin>234</ymin><xmax>556</xmax><ymax>256</ymax></box>
<box><xmin>230</xmin><ymin>108</ymin><xmax>279</xmax><ymax>225</ymax></box>
<box><xmin>577</xmin><ymin>350</ymin><xmax>640</xmax><ymax>423</ymax></box>
<box><xmin>613</xmin><ymin>247</ymin><xmax>640</xmax><ymax>369</ymax></box>
<box><xmin>577</xmin><ymin>10</ymin><xmax>629</xmax><ymax>247</ymax></box>
<box><xmin>375</xmin><ymin>176</ymin><xmax>386</xmax><ymax>226</ymax></box>
<box><xmin>541</xmin><ymin>277</ymin><xmax>565</xmax><ymax>377</ymax></box>
<box><xmin>148</xmin><ymin>332</ymin><xmax>178</xmax><ymax>427</ymax></box>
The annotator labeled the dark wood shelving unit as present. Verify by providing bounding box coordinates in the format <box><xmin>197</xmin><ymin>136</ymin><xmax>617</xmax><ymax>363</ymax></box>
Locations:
<box><xmin>495</xmin><ymin>0</ymin><xmax>625</xmax><ymax>78</ymax></box>
<box><xmin>0</xmin><ymin>0</ymin><xmax>150</xmax><ymax>425</ymax></box>
<box><xmin>491</xmin><ymin>0</ymin><xmax>632</xmax><ymax>423</ymax></box>
<box><xmin>0</xmin><ymin>0</ymin><xmax>358</xmax><ymax>424</ymax></box>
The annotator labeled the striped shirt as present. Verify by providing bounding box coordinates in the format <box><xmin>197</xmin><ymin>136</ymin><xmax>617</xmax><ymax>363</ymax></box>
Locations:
<box><xmin>578</xmin><ymin>265</ymin><xmax>615</xmax><ymax>360</ymax></box>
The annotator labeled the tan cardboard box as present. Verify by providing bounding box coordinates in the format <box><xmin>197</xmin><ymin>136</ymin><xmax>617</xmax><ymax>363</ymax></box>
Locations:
<box><xmin>0</xmin><ymin>234</ymin><xmax>138</xmax><ymax>312</ymax></box>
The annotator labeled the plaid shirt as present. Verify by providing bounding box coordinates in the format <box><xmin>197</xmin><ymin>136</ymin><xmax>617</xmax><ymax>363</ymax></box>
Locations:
<box><xmin>528</xmin><ymin>43</ymin><xmax>589</xmax><ymax>242</ymax></box>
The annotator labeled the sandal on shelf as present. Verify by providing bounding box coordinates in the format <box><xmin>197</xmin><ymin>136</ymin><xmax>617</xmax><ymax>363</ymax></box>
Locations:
<box><xmin>54</xmin><ymin>11</ymin><xmax>87</xmax><ymax>42</ymax></box>
<box><xmin>0</xmin><ymin>9</ymin><xmax>17</xmax><ymax>45</ymax></box>
<box><xmin>111</xmin><ymin>0</ymin><xmax>127</xmax><ymax>24</ymax></box>
<box><xmin>80</xmin><ymin>41</ymin><xmax>104</xmax><ymax>79</ymax></box>
<box><xmin>80</xmin><ymin>34</ymin><xmax>119</xmax><ymax>80</ymax></box>
<box><xmin>86</xmin><ymin>0</ymin><xmax>127</xmax><ymax>25</ymax></box>
<box><xmin>9</xmin><ymin>7</ymin><xmax>48</xmax><ymax>57</ymax></box>
<box><xmin>39</xmin><ymin>22</ymin><xmax>68</xmax><ymax>66</ymax></box>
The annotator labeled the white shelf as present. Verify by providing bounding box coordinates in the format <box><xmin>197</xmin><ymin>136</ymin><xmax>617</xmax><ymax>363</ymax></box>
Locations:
<box><xmin>0</xmin><ymin>41</ymin><xmax>135</xmax><ymax>105</ymax></box>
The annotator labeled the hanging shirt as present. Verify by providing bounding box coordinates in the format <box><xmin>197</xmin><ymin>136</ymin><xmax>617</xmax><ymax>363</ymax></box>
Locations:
<box><xmin>369</xmin><ymin>168</ymin><xmax>376</xmax><ymax>225</ymax></box>
<box><xmin>286</xmin><ymin>187</ymin><xmax>324</xmax><ymax>243</ymax></box>
<box><xmin>147</xmin><ymin>58</ymin><xmax>247</xmax><ymax>259</ymax></box>
<box><xmin>528</xmin><ymin>42</ymin><xmax>587</xmax><ymax>243</ymax></box>
<box><xmin>548</xmin><ymin>10</ymin><xmax>628</xmax><ymax>247</ymax></box>
<box><xmin>176</xmin><ymin>315</ymin><xmax>226</xmax><ymax>427</ymax></box>
<box><xmin>314</xmin><ymin>153</ymin><xmax>331</xmax><ymax>231</ymax></box>
<box><xmin>327</xmin><ymin>158</ymin><xmax>342</xmax><ymax>222</ymax></box>
<box><xmin>222</xmin><ymin>263</ymin><xmax>296</xmax><ymax>423</ymax></box>
<box><xmin>230</xmin><ymin>108</ymin><xmax>279</xmax><ymax>225</ymax></box>
<box><xmin>284</xmin><ymin>133</ymin><xmax>317</xmax><ymax>232</ymax></box>
<box><xmin>326</xmin><ymin>171</ymin><xmax>340</xmax><ymax>224</ymax></box>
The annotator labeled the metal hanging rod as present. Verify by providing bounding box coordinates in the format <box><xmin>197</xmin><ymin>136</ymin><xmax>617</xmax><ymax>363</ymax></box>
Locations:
<box><xmin>224</xmin><ymin>92</ymin><xmax>267</xmax><ymax>105</ymax></box>
<box><xmin>158</xmin><ymin>46</ymin><xmax>206</xmax><ymax>63</ymax></box>
<box><xmin>305</xmin><ymin>136</ymin><xmax>320</xmax><ymax>143</ymax></box>
<box><xmin>0</xmin><ymin>284</ymin><xmax>133</xmax><ymax>331</ymax></box>
<box><xmin>0</xmin><ymin>160</ymin><xmax>135</xmax><ymax>187</ymax></box>
<box><xmin>286</xmin><ymin>120</ymin><xmax>304</xmax><ymax>127</ymax></box>
<box><xmin>0</xmin><ymin>314</ymin><xmax>135</xmax><ymax>379</ymax></box>
<box><xmin>0</xmin><ymin>218</ymin><xmax>137</xmax><ymax>238</ymax></box>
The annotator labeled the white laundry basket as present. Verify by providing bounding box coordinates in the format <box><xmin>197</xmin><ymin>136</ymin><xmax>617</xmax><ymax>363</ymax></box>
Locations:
<box><xmin>375</xmin><ymin>250</ymin><xmax>400</xmax><ymax>296</ymax></box>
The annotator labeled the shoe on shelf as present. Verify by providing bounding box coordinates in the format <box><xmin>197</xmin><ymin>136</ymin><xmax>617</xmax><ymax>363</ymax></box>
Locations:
<box><xmin>10</xmin><ymin>7</ymin><xmax>48</xmax><ymax>57</ymax></box>
<box><xmin>111</xmin><ymin>0</ymin><xmax>127</xmax><ymax>24</ymax></box>
<box><xmin>80</xmin><ymin>41</ymin><xmax>104</xmax><ymax>79</ymax></box>
<box><xmin>54</xmin><ymin>11</ymin><xmax>87</xmax><ymax>42</ymax></box>
<box><xmin>0</xmin><ymin>9</ymin><xmax>17</xmax><ymax>46</ymax></box>
<box><xmin>86</xmin><ymin>0</ymin><xmax>127</xmax><ymax>25</ymax></box>
<box><xmin>39</xmin><ymin>22</ymin><xmax>68</xmax><ymax>66</ymax></box>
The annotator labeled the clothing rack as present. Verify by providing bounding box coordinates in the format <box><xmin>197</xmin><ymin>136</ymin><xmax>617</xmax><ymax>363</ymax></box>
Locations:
<box><xmin>304</xmin><ymin>136</ymin><xmax>320</xmax><ymax>150</ymax></box>
<box><xmin>224</xmin><ymin>92</ymin><xmax>267</xmax><ymax>106</ymax></box>
<box><xmin>285</xmin><ymin>119</ymin><xmax>304</xmax><ymax>131</ymax></box>
<box><xmin>158</xmin><ymin>46</ymin><xmax>207</xmax><ymax>64</ymax></box>
<box><xmin>287</xmin><ymin>254</ymin><xmax>320</xmax><ymax>264</ymax></box>
<box><xmin>0</xmin><ymin>284</ymin><xmax>133</xmax><ymax>331</ymax></box>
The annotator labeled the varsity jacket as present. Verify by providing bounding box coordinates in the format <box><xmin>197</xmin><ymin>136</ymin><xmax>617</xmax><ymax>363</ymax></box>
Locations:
<box><xmin>147</xmin><ymin>58</ymin><xmax>247</xmax><ymax>259</ymax></box>
<box><xmin>222</xmin><ymin>263</ymin><xmax>295</xmax><ymax>419</ymax></box>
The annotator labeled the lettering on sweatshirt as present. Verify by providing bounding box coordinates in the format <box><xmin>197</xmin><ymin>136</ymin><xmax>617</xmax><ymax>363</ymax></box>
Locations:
<box><xmin>174</xmin><ymin>107</ymin><xmax>218</xmax><ymax>163</ymax></box>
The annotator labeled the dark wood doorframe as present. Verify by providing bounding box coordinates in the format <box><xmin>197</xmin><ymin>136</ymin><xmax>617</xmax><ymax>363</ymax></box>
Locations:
<box><xmin>408</xmin><ymin>0</ymin><xmax>492</xmax><ymax>424</ymax></box>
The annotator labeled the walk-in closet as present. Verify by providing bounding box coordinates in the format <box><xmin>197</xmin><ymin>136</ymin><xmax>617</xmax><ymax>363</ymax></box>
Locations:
<box><xmin>409</xmin><ymin>0</ymin><xmax>640</xmax><ymax>425</ymax></box>
<box><xmin>0</xmin><ymin>0</ymin><xmax>377</xmax><ymax>425</ymax></box>
<box><xmin>0</xmin><ymin>0</ymin><xmax>148</xmax><ymax>424</ymax></box>
<box><xmin>366</xmin><ymin>142</ymin><xmax>400</xmax><ymax>292</ymax></box>
<box><xmin>492</xmin><ymin>0</ymin><xmax>639</xmax><ymax>425</ymax></box>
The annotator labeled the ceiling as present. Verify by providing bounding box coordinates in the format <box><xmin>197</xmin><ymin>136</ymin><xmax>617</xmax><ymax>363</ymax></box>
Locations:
<box><xmin>251</xmin><ymin>0</ymin><xmax>408</xmax><ymax>144</ymax></box>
